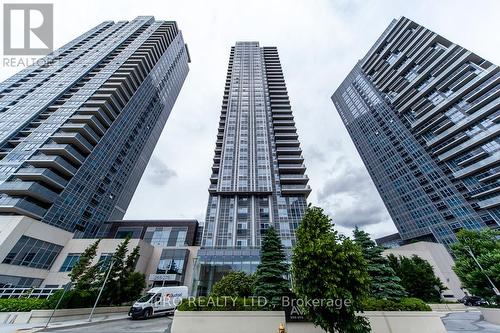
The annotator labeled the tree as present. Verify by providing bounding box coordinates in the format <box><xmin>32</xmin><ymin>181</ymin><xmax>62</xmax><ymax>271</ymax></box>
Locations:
<box><xmin>452</xmin><ymin>229</ymin><xmax>500</xmax><ymax>298</ymax></box>
<box><xmin>99</xmin><ymin>237</ymin><xmax>131</xmax><ymax>305</ymax></box>
<box><xmin>253</xmin><ymin>226</ymin><xmax>290</xmax><ymax>307</ymax></box>
<box><xmin>122</xmin><ymin>272</ymin><xmax>146</xmax><ymax>303</ymax></box>
<box><xmin>387</xmin><ymin>254</ymin><xmax>445</xmax><ymax>302</ymax></box>
<box><xmin>211</xmin><ymin>271</ymin><xmax>255</xmax><ymax>297</ymax></box>
<box><xmin>353</xmin><ymin>227</ymin><xmax>407</xmax><ymax>301</ymax></box>
<box><xmin>69</xmin><ymin>239</ymin><xmax>100</xmax><ymax>291</ymax></box>
<box><xmin>292</xmin><ymin>206</ymin><xmax>371</xmax><ymax>333</ymax></box>
<box><xmin>124</xmin><ymin>245</ymin><xmax>141</xmax><ymax>273</ymax></box>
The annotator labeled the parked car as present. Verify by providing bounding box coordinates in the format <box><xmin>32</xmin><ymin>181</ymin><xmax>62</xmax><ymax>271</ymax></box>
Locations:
<box><xmin>459</xmin><ymin>295</ymin><xmax>489</xmax><ymax>306</ymax></box>
<box><xmin>128</xmin><ymin>286</ymin><xmax>188</xmax><ymax>319</ymax></box>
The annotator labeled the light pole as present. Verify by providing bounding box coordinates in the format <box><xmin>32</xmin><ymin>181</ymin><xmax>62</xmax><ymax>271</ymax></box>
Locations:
<box><xmin>45</xmin><ymin>282</ymin><xmax>72</xmax><ymax>329</ymax></box>
<box><xmin>465</xmin><ymin>245</ymin><xmax>500</xmax><ymax>296</ymax></box>
<box><xmin>88</xmin><ymin>259</ymin><xmax>115</xmax><ymax>322</ymax></box>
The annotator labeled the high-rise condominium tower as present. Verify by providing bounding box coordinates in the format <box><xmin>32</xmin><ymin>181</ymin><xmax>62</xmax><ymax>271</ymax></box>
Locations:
<box><xmin>0</xmin><ymin>16</ymin><xmax>190</xmax><ymax>237</ymax></box>
<box><xmin>195</xmin><ymin>42</ymin><xmax>310</xmax><ymax>294</ymax></box>
<box><xmin>332</xmin><ymin>17</ymin><xmax>499</xmax><ymax>246</ymax></box>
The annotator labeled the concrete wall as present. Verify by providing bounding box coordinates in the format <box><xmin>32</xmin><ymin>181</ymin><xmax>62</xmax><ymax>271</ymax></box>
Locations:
<box><xmin>383</xmin><ymin>241</ymin><xmax>465</xmax><ymax>300</ymax></box>
<box><xmin>480</xmin><ymin>308</ymin><xmax>500</xmax><ymax>325</ymax></box>
<box><xmin>171</xmin><ymin>311</ymin><xmax>447</xmax><ymax>333</ymax></box>
<box><xmin>44</xmin><ymin>239</ymin><xmax>154</xmax><ymax>287</ymax></box>
<box><xmin>0</xmin><ymin>215</ymin><xmax>74</xmax><ymax>283</ymax></box>
<box><xmin>0</xmin><ymin>306</ymin><xmax>130</xmax><ymax>324</ymax></box>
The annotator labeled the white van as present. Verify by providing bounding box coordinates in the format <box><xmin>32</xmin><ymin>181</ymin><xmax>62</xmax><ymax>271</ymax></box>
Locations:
<box><xmin>128</xmin><ymin>286</ymin><xmax>188</xmax><ymax>319</ymax></box>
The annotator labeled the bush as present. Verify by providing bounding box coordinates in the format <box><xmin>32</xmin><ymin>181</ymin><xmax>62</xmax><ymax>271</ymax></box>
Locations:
<box><xmin>211</xmin><ymin>271</ymin><xmax>255</xmax><ymax>298</ymax></box>
<box><xmin>0</xmin><ymin>298</ymin><xmax>48</xmax><ymax>312</ymax></box>
<box><xmin>46</xmin><ymin>289</ymin><xmax>97</xmax><ymax>309</ymax></box>
<box><xmin>362</xmin><ymin>297</ymin><xmax>431</xmax><ymax>311</ymax></box>
<box><xmin>177</xmin><ymin>297</ymin><xmax>265</xmax><ymax>311</ymax></box>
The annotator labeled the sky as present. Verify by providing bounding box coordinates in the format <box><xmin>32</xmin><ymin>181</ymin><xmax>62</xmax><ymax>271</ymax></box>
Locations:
<box><xmin>1</xmin><ymin>0</ymin><xmax>499</xmax><ymax>239</ymax></box>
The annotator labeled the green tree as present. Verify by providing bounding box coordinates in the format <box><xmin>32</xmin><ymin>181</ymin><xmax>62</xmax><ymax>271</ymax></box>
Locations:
<box><xmin>211</xmin><ymin>271</ymin><xmax>255</xmax><ymax>297</ymax></box>
<box><xmin>353</xmin><ymin>227</ymin><xmax>407</xmax><ymax>301</ymax></box>
<box><xmin>122</xmin><ymin>272</ymin><xmax>146</xmax><ymax>303</ymax></box>
<box><xmin>70</xmin><ymin>239</ymin><xmax>100</xmax><ymax>291</ymax></box>
<box><xmin>387</xmin><ymin>254</ymin><xmax>445</xmax><ymax>302</ymax></box>
<box><xmin>292</xmin><ymin>206</ymin><xmax>371</xmax><ymax>333</ymax></box>
<box><xmin>98</xmin><ymin>237</ymin><xmax>130</xmax><ymax>305</ymax></box>
<box><xmin>253</xmin><ymin>226</ymin><xmax>290</xmax><ymax>308</ymax></box>
<box><xmin>451</xmin><ymin>229</ymin><xmax>500</xmax><ymax>298</ymax></box>
<box><xmin>124</xmin><ymin>245</ymin><xmax>140</xmax><ymax>273</ymax></box>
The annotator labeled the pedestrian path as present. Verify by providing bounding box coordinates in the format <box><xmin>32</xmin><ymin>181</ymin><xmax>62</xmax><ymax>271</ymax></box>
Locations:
<box><xmin>442</xmin><ymin>311</ymin><xmax>500</xmax><ymax>333</ymax></box>
<box><xmin>0</xmin><ymin>313</ymin><xmax>128</xmax><ymax>333</ymax></box>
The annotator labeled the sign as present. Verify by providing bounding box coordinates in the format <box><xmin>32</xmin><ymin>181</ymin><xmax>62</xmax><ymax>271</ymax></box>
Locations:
<box><xmin>148</xmin><ymin>274</ymin><xmax>181</xmax><ymax>282</ymax></box>
<box><xmin>3</xmin><ymin>3</ymin><xmax>53</xmax><ymax>55</ymax></box>
<box><xmin>283</xmin><ymin>293</ymin><xmax>308</xmax><ymax>322</ymax></box>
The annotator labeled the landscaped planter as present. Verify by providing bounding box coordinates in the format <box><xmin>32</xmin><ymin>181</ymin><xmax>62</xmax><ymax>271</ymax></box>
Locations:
<box><xmin>171</xmin><ymin>310</ymin><xmax>447</xmax><ymax>333</ymax></box>
<box><xmin>0</xmin><ymin>306</ymin><xmax>130</xmax><ymax>324</ymax></box>
<box><xmin>480</xmin><ymin>307</ymin><xmax>500</xmax><ymax>325</ymax></box>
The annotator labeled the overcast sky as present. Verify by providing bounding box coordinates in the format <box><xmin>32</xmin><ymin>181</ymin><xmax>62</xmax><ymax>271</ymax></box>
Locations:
<box><xmin>1</xmin><ymin>0</ymin><xmax>499</xmax><ymax>238</ymax></box>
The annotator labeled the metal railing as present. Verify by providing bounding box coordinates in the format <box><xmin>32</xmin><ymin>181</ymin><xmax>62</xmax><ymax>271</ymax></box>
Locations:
<box><xmin>0</xmin><ymin>287</ymin><xmax>61</xmax><ymax>299</ymax></box>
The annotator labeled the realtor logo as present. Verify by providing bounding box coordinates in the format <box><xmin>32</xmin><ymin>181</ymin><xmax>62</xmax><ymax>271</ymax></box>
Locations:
<box><xmin>3</xmin><ymin>3</ymin><xmax>53</xmax><ymax>55</ymax></box>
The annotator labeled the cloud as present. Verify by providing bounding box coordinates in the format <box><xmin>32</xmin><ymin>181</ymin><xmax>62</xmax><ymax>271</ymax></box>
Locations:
<box><xmin>316</xmin><ymin>156</ymin><xmax>393</xmax><ymax>233</ymax></box>
<box><xmin>1</xmin><ymin>0</ymin><xmax>498</xmax><ymax>237</ymax></box>
<box><xmin>145</xmin><ymin>156</ymin><xmax>177</xmax><ymax>186</ymax></box>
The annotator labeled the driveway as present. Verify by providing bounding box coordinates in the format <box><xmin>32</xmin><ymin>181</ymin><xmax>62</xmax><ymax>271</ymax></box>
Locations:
<box><xmin>442</xmin><ymin>311</ymin><xmax>500</xmax><ymax>333</ymax></box>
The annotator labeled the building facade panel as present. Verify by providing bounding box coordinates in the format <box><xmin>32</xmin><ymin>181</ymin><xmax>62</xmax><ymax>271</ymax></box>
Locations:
<box><xmin>332</xmin><ymin>17</ymin><xmax>499</xmax><ymax>246</ymax></box>
<box><xmin>196</xmin><ymin>42</ymin><xmax>310</xmax><ymax>295</ymax></box>
<box><xmin>0</xmin><ymin>17</ymin><xmax>190</xmax><ymax>237</ymax></box>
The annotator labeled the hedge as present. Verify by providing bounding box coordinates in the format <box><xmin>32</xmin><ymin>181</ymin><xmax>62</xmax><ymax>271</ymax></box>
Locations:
<box><xmin>178</xmin><ymin>297</ymin><xmax>266</xmax><ymax>311</ymax></box>
<box><xmin>362</xmin><ymin>297</ymin><xmax>431</xmax><ymax>311</ymax></box>
<box><xmin>0</xmin><ymin>298</ymin><xmax>48</xmax><ymax>312</ymax></box>
<box><xmin>178</xmin><ymin>296</ymin><xmax>431</xmax><ymax>312</ymax></box>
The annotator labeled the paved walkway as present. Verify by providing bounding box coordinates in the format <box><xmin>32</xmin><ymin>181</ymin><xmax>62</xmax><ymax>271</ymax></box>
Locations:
<box><xmin>42</xmin><ymin>315</ymin><xmax>172</xmax><ymax>333</ymax></box>
<box><xmin>0</xmin><ymin>313</ymin><xmax>128</xmax><ymax>333</ymax></box>
<box><xmin>442</xmin><ymin>311</ymin><xmax>500</xmax><ymax>333</ymax></box>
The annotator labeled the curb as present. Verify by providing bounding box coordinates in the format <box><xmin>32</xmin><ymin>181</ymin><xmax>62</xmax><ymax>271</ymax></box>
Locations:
<box><xmin>28</xmin><ymin>316</ymin><xmax>129</xmax><ymax>332</ymax></box>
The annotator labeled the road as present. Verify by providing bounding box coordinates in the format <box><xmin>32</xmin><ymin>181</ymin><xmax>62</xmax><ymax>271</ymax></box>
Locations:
<box><xmin>43</xmin><ymin>315</ymin><xmax>172</xmax><ymax>333</ymax></box>
<box><xmin>442</xmin><ymin>311</ymin><xmax>500</xmax><ymax>333</ymax></box>
<box><xmin>38</xmin><ymin>310</ymin><xmax>500</xmax><ymax>333</ymax></box>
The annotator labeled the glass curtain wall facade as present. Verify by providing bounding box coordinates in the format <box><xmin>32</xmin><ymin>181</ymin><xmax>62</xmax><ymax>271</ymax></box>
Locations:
<box><xmin>0</xmin><ymin>16</ymin><xmax>190</xmax><ymax>237</ymax></box>
<box><xmin>195</xmin><ymin>42</ymin><xmax>310</xmax><ymax>295</ymax></box>
<box><xmin>332</xmin><ymin>17</ymin><xmax>499</xmax><ymax>246</ymax></box>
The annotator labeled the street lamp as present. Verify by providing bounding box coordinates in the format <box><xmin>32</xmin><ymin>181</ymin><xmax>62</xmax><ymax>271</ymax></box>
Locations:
<box><xmin>464</xmin><ymin>245</ymin><xmax>500</xmax><ymax>296</ymax></box>
<box><xmin>88</xmin><ymin>258</ymin><xmax>115</xmax><ymax>322</ymax></box>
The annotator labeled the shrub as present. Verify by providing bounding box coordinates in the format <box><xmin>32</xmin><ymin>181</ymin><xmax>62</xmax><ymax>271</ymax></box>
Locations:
<box><xmin>362</xmin><ymin>297</ymin><xmax>431</xmax><ymax>311</ymax></box>
<box><xmin>46</xmin><ymin>289</ymin><xmax>97</xmax><ymax>309</ymax></box>
<box><xmin>210</xmin><ymin>271</ymin><xmax>255</xmax><ymax>298</ymax></box>
<box><xmin>0</xmin><ymin>298</ymin><xmax>48</xmax><ymax>312</ymax></box>
<box><xmin>177</xmin><ymin>297</ymin><xmax>265</xmax><ymax>311</ymax></box>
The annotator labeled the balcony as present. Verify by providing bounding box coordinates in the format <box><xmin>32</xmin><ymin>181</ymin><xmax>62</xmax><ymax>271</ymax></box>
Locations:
<box><xmin>51</xmin><ymin>132</ymin><xmax>94</xmax><ymax>155</ymax></box>
<box><xmin>38</xmin><ymin>143</ymin><xmax>85</xmax><ymax>165</ymax></box>
<box><xmin>278</xmin><ymin>164</ymin><xmax>306</xmax><ymax>174</ymax></box>
<box><xmin>60</xmin><ymin>123</ymin><xmax>101</xmax><ymax>145</ymax></box>
<box><xmin>276</xmin><ymin>147</ymin><xmax>302</xmax><ymax>155</ymax></box>
<box><xmin>277</xmin><ymin>155</ymin><xmax>304</xmax><ymax>164</ymax></box>
<box><xmin>27</xmin><ymin>155</ymin><xmax>77</xmax><ymax>177</ymax></box>
<box><xmin>0</xmin><ymin>197</ymin><xmax>47</xmax><ymax>219</ymax></box>
<box><xmin>273</xmin><ymin>126</ymin><xmax>296</xmax><ymax>133</ymax></box>
<box><xmin>275</xmin><ymin>140</ymin><xmax>300</xmax><ymax>147</ymax></box>
<box><xmin>14</xmin><ymin>168</ymin><xmax>68</xmax><ymax>190</ymax></box>
<box><xmin>0</xmin><ymin>181</ymin><xmax>58</xmax><ymax>203</ymax></box>
<box><xmin>69</xmin><ymin>115</ymin><xmax>106</xmax><ymax>135</ymax></box>
<box><xmin>280</xmin><ymin>174</ymin><xmax>309</xmax><ymax>184</ymax></box>
<box><xmin>281</xmin><ymin>184</ymin><xmax>312</xmax><ymax>197</ymax></box>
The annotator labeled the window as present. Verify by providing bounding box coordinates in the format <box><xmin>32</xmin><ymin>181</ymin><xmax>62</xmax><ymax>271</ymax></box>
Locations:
<box><xmin>98</xmin><ymin>253</ymin><xmax>113</xmax><ymax>270</ymax></box>
<box><xmin>59</xmin><ymin>253</ymin><xmax>81</xmax><ymax>272</ymax></box>
<box><xmin>2</xmin><ymin>236</ymin><xmax>63</xmax><ymax>270</ymax></box>
<box><xmin>114</xmin><ymin>227</ymin><xmax>142</xmax><ymax>239</ymax></box>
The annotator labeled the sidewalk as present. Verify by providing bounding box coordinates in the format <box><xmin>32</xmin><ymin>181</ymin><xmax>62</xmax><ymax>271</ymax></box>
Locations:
<box><xmin>0</xmin><ymin>313</ymin><xmax>129</xmax><ymax>333</ymax></box>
